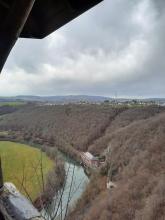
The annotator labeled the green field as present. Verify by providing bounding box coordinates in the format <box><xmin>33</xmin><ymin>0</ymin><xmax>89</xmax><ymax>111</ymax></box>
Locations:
<box><xmin>0</xmin><ymin>141</ymin><xmax>53</xmax><ymax>200</ymax></box>
<box><xmin>0</xmin><ymin>101</ymin><xmax>26</xmax><ymax>106</ymax></box>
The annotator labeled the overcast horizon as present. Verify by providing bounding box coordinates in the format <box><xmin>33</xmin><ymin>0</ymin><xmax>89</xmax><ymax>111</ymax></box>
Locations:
<box><xmin>1</xmin><ymin>94</ymin><xmax>165</xmax><ymax>100</ymax></box>
<box><xmin>0</xmin><ymin>0</ymin><xmax>165</xmax><ymax>98</ymax></box>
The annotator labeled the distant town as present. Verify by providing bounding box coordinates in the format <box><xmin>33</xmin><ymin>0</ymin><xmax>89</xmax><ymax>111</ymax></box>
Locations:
<box><xmin>0</xmin><ymin>95</ymin><xmax>165</xmax><ymax>107</ymax></box>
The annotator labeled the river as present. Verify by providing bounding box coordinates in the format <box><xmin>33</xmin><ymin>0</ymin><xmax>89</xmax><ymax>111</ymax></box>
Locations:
<box><xmin>42</xmin><ymin>152</ymin><xmax>89</xmax><ymax>220</ymax></box>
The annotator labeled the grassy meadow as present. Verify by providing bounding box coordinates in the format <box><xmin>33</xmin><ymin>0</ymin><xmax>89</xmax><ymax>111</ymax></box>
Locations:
<box><xmin>0</xmin><ymin>101</ymin><xmax>26</xmax><ymax>106</ymax></box>
<box><xmin>0</xmin><ymin>141</ymin><xmax>53</xmax><ymax>200</ymax></box>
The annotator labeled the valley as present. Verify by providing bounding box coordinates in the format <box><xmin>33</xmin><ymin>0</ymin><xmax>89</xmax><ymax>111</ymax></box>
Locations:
<box><xmin>0</xmin><ymin>102</ymin><xmax>164</xmax><ymax>220</ymax></box>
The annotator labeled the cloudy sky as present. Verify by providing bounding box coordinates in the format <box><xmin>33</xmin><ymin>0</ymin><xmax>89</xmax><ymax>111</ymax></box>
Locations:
<box><xmin>0</xmin><ymin>0</ymin><xmax>165</xmax><ymax>98</ymax></box>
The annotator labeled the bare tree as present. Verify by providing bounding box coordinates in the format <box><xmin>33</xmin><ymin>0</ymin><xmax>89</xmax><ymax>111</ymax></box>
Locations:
<box><xmin>15</xmin><ymin>149</ymin><xmax>82</xmax><ymax>220</ymax></box>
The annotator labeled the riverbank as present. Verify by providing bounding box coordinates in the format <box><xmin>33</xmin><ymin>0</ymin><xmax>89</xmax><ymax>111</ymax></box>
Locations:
<box><xmin>0</xmin><ymin>137</ymin><xmax>89</xmax><ymax>220</ymax></box>
<box><xmin>41</xmin><ymin>149</ymin><xmax>89</xmax><ymax>220</ymax></box>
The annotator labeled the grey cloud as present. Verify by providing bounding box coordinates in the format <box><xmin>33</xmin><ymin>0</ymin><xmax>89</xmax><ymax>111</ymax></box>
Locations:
<box><xmin>1</xmin><ymin>0</ymin><xmax>165</xmax><ymax>98</ymax></box>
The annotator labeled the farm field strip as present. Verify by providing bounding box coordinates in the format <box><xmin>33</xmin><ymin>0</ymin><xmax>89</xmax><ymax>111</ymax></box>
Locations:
<box><xmin>0</xmin><ymin>141</ymin><xmax>53</xmax><ymax>200</ymax></box>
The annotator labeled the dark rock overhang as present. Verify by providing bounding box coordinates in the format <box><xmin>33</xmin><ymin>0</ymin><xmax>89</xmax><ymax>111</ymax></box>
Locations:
<box><xmin>0</xmin><ymin>0</ymin><xmax>103</xmax><ymax>72</ymax></box>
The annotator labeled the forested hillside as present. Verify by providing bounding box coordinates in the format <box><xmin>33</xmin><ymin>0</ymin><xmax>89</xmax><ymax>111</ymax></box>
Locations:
<box><xmin>0</xmin><ymin>105</ymin><xmax>20</xmax><ymax>115</ymax></box>
<box><xmin>0</xmin><ymin>104</ymin><xmax>164</xmax><ymax>219</ymax></box>
<box><xmin>0</xmin><ymin>104</ymin><xmax>125</xmax><ymax>156</ymax></box>
<box><xmin>68</xmin><ymin>111</ymin><xmax>165</xmax><ymax>220</ymax></box>
<box><xmin>0</xmin><ymin>104</ymin><xmax>163</xmax><ymax>154</ymax></box>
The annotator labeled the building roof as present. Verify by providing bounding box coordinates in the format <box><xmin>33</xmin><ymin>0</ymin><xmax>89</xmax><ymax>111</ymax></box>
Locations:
<box><xmin>83</xmin><ymin>152</ymin><xmax>99</xmax><ymax>161</ymax></box>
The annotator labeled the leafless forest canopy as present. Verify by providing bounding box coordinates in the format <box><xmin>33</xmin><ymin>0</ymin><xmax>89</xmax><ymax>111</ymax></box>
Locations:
<box><xmin>0</xmin><ymin>104</ymin><xmax>164</xmax><ymax>220</ymax></box>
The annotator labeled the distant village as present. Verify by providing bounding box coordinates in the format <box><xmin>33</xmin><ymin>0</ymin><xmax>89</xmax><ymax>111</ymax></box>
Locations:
<box><xmin>0</xmin><ymin>95</ymin><xmax>165</xmax><ymax>107</ymax></box>
<box><xmin>38</xmin><ymin>98</ymin><xmax>165</xmax><ymax>107</ymax></box>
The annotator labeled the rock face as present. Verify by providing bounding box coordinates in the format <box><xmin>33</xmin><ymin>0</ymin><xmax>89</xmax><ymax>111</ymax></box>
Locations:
<box><xmin>0</xmin><ymin>183</ymin><xmax>43</xmax><ymax>220</ymax></box>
